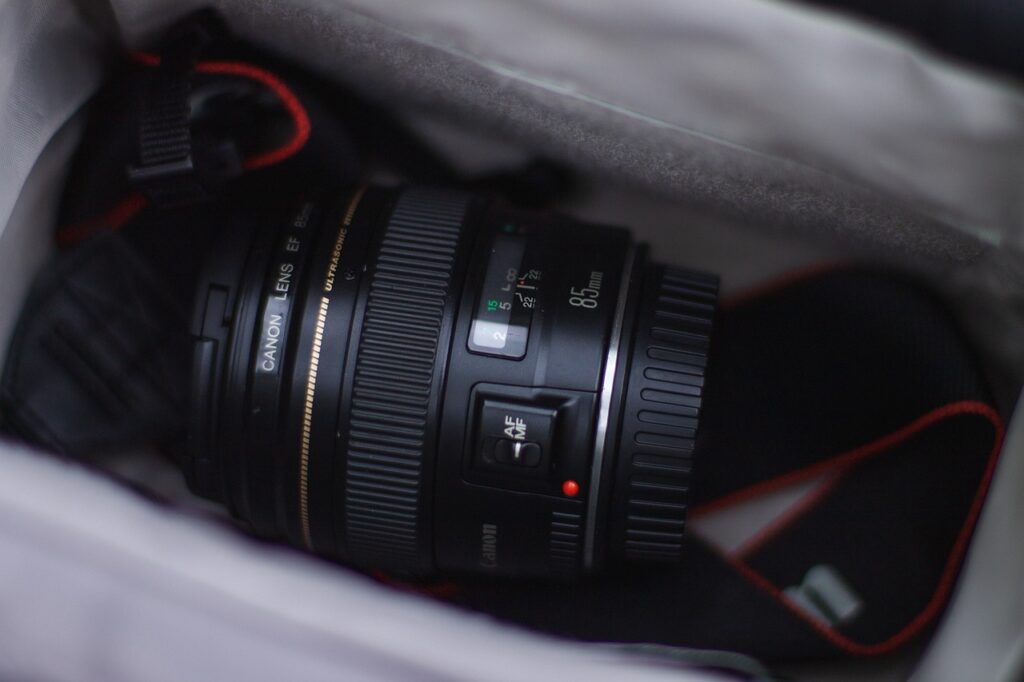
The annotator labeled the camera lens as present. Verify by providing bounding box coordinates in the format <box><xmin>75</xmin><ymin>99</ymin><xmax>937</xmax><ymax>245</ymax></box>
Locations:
<box><xmin>188</xmin><ymin>186</ymin><xmax>717</xmax><ymax>577</ymax></box>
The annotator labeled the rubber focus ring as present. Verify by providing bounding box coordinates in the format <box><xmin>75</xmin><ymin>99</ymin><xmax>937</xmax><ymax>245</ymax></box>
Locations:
<box><xmin>342</xmin><ymin>188</ymin><xmax>469</xmax><ymax>572</ymax></box>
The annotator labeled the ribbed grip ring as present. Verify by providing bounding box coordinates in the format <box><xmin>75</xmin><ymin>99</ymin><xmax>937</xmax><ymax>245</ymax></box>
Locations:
<box><xmin>343</xmin><ymin>189</ymin><xmax>469</xmax><ymax>571</ymax></box>
<box><xmin>613</xmin><ymin>265</ymin><xmax>718</xmax><ymax>563</ymax></box>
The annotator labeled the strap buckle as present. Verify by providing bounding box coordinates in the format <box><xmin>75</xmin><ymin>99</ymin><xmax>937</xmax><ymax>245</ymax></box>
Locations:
<box><xmin>127</xmin><ymin>9</ymin><xmax>235</xmax><ymax>209</ymax></box>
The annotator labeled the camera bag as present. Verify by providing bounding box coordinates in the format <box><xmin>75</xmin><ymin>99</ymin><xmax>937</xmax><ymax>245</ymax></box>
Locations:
<box><xmin>1</xmin><ymin>2</ymin><xmax>1023</xmax><ymax>680</ymax></box>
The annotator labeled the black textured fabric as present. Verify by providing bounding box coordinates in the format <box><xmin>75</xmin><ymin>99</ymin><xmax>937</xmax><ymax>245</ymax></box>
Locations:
<box><xmin>447</xmin><ymin>269</ymin><xmax>1003</xmax><ymax>661</ymax></box>
<box><xmin>695</xmin><ymin>269</ymin><xmax>992</xmax><ymax>503</ymax></box>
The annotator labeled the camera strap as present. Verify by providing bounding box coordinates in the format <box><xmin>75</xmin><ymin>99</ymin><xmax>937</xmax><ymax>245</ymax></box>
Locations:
<box><xmin>127</xmin><ymin>10</ymin><xmax>238</xmax><ymax>209</ymax></box>
<box><xmin>445</xmin><ymin>267</ymin><xmax>1005</xmax><ymax>661</ymax></box>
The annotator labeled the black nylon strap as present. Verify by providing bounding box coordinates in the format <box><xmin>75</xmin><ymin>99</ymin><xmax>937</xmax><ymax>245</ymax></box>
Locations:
<box><xmin>128</xmin><ymin>10</ymin><xmax>230</xmax><ymax>208</ymax></box>
<box><xmin>130</xmin><ymin>51</ymin><xmax>201</xmax><ymax>207</ymax></box>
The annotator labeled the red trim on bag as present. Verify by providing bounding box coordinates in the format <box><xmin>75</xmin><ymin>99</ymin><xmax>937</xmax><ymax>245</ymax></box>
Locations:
<box><xmin>131</xmin><ymin>51</ymin><xmax>161</xmax><ymax>67</ymax></box>
<box><xmin>55</xmin><ymin>192</ymin><xmax>149</xmax><ymax>247</ymax></box>
<box><xmin>692</xmin><ymin>402</ymin><xmax>997</xmax><ymax>518</ymax></box>
<box><xmin>721</xmin><ymin>261</ymin><xmax>844</xmax><ymax>310</ymax></box>
<box><xmin>696</xmin><ymin>401</ymin><xmax>1004</xmax><ymax>656</ymax></box>
<box><xmin>371</xmin><ymin>570</ymin><xmax>460</xmax><ymax>599</ymax></box>
<box><xmin>729</xmin><ymin>471</ymin><xmax>846</xmax><ymax>561</ymax></box>
<box><xmin>193</xmin><ymin>60</ymin><xmax>311</xmax><ymax>170</ymax></box>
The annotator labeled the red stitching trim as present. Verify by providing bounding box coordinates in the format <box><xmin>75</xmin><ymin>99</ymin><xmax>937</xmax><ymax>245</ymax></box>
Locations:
<box><xmin>371</xmin><ymin>570</ymin><xmax>459</xmax><ymax>599</ymax></box>
<box><xmin>193</xmin><ymin>60</ymin><xmax>311</xmax><ymax>170</ymax></box>
<box><xmin>131</xmin><ymin>51</ymin><xmax>160</xmax><ymax>67</ymax></box>
<box><xmin>721</xmin><ymin>261</ymin><xmax>844</xmax><ymax>310</ymax></box>
<box><xmin>700</xmin><ymin>401</ymin><xmax>1004</xmax><ymax>656</ymax></box>
<box><xmin>55</xmin><ymin>192</ymin><xmax>149</xmax><ymax>247</ymax></box>
<box><xmin>692</xmin><ymin>401</ymin><xmax>998</xmax><ymax>518</ymax></box>
<box><xmin>730</xmin><ymin>471</ymin><xmax>845</xmax><ymax>561</ymax></box>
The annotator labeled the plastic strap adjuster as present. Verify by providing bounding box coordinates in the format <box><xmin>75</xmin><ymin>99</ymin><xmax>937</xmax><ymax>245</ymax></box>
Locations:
<box><xmin>128</xmin><ymin>10</ymin><xmax>233</xmax><ymax>208</ymax></box>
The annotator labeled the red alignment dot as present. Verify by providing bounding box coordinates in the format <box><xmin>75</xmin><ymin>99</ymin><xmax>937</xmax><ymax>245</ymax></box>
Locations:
<box><xmin>562</xmin><ymin>480</ymin><xmax>580</xmax><ymax>497</ymax></box>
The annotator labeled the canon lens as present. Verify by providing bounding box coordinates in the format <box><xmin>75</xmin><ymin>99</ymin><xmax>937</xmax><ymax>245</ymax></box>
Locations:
<box><xmin>188</xmin><ymin>186</ymin><xmax>717</xmax><ymax>577</ymax></box>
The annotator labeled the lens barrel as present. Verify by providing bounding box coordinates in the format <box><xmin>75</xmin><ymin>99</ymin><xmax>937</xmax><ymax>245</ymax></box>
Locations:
<box><xmin>188</xmin><ymin>186</ymin><xmax>716</xmax><ymax>577</ymax></box>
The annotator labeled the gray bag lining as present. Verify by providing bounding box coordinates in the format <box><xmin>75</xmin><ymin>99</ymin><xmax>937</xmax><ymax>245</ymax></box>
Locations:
<box><xmin>109</xmin><ymin>0</ymin><xmax>1024</xmax><ymax>259</ymax></box>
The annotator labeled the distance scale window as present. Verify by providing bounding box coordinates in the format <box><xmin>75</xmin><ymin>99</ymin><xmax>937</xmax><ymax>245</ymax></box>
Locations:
<box><xmin>468</xmin><ymin>225</ymin><xmax>541</xmax><ymax>359</ymax></box>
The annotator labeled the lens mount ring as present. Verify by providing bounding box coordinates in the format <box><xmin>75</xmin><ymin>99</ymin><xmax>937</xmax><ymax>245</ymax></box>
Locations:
<box><xmin>583</xmin><ymin>243</ymin><xmax>638</xmax><ymax>569</ymax></box>
<box><xmin>610</xmin><ymin>265</ymin><xmax>718</xmax><ymax>563</ymax></box>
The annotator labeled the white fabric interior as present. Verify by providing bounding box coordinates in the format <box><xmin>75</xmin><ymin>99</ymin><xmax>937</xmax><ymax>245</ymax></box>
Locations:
<box><xmin>0</xmin><ymin>0</ymin><xmax>100</xmax><ymax>361</ymax></box>
<box><xmin>1</xmin><ymin>0</ymin><xmax>1023</xmax><ymax>680</ymax></box>
<box><xmin>0</xmin><ymin>440</ymin><xmax>734</xmax><ymax>682</ymax></box>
